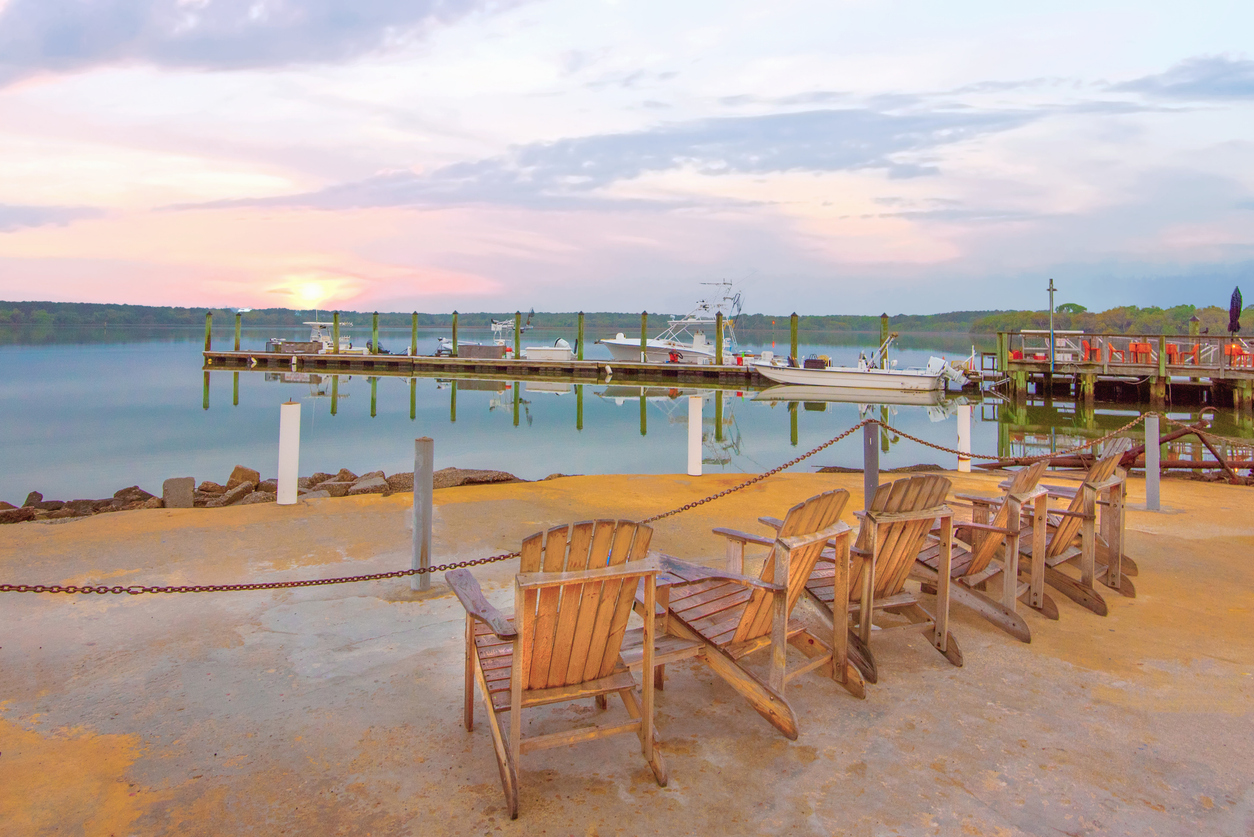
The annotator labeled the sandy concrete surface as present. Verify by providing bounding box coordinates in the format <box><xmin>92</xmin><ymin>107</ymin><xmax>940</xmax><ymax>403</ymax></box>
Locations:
<box><xmin>2</xmin><ymin>471</ymin><xmax>1252</xmax><ymax>836</ymax></box>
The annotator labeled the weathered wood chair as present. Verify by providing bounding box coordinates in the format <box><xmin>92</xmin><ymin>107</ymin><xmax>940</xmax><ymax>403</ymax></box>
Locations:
<box><xmin>446</xmin><ymin>520</ymin><xmax>667</xmax><ymax>819</ymax></box>
<box><xmin>652</xmin><ymin>490</ymin><xmax>860</xmax><ymax>741</ymax></box>
<box><xmin>798</xmin><ymin>475</ymin><xmax>960</xmax><ymax>684</ymax></box>
<box><xmin>913</xmin><ymin>462</ymin><xmax>1053</xmax><ymax>643</ymax></box>
<box><xmin>1009</xmin><ymin>438</ymin><xmax>1135</xmax><ymax>616</ymax></box>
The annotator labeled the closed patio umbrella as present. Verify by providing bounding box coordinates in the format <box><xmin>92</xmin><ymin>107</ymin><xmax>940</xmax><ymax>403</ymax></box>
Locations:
<box><xmin>1230</xmin><ymin>287</ymin><xmax>1243</xmax><ymax>335</ymax></box>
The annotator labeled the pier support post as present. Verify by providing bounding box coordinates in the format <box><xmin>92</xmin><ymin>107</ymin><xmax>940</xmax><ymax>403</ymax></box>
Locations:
<box><xmin>410</xmin><ymin>378</ymin><xmax>416</xmax><ymax>420</ymax></box>
<box><xmin>204</xmin><ymin>311</ymin><xmax>212</xmax><ymax>352</ymax></box>
<box><xmin>372</xmin><ymin>312</ymin><xmax>379</xmax><ymax>355</ymax></box>
<box><xmin>233</xmin><ymin>372</ymin><xmax>239</xmax><ymax>407</ymax></box>
<box><xmin>789</xmin><ymin>401</ymin><xmax>798</xmax><ymax>447</ymax></box>
<box><xmin>863</xmin><ymin>421</ymin><xmax>880</xmax><ymax>512</ymax></box>
<box><xmin>450</xmin><ymin>381</ymin><xmax>457</xmax><ymax>423</ymax></box>
<box><xmin>451</xmin><ymin>311</ymin><xmax>458</xmax><ymax>357</ymax></box>
<box><xmin>956</xmin><ymin>404</ymin><xmax>971</xmax><ymax>473</ymax></box>
<box><xmin>640</xmin><ymin>311</ymin><xmax>648</xmax><ymax>363</ymax></box>
<box><xmin>714</xmin><ymin>389</ymin><xmax>724</xmax><ymax>443</ymax></box>
<box><xmin>332</xmin><ymin>313</ymin><xmax>340</xmax><ymax>355</ymax></box>
<box><xmin>1012</xmin><ymin>370</ymin><xmax>1028</xmax><ymax>401</ymax></box>
<box><xmin>576</xmin><ymin>383</ymin><xmax>583</xmax><ymax>431</ymax></box>
<box><xmin>202</xmin><ymin>371</ymin><xmax>210</xmax><ymax>411</ymax></box>
<box><xmin>412</xmin><ymin>437</ymin><xmax>434</xmax><ymax>592</ymax></box>
<box><xmin>577</xmin><ymin>311</ymin><xmax>585</xmax><ymax>361</ymax></box>
<box><xmin>996</xmin><ymin>332</ymin><xmax>1006</xmax><ymax>372</ymax></box>
<box><xmin>639</xmin><ymin>391</ymin><xmax>647</xmax><ymax>436</ymax></box>
<box><xmin>1080</xmin><ymin>372</ymin><xmax>1096</xmax><ymax>405</ymax></box>
<box><xmin>277</xmin><ymin>401</ymin><xmax>301</xmax><ymax>505</ymax></box>
<box><xmin>330</xmin><ymin>375</ymin><xmax>338</xmax><ymax>415</ymax></box>
<box><xmin>1150</xmin><ymin>376</ymin><xmax>1167</xmax><ymax>407</ymax></box>
<box><xmin>370</xmin><ymin>377</ymin><xmax>377</xmax><ymax>418</ymax></box>
<box><xmin>1145</xmin><ymin>413</ymin><xmax>1160</xmax><ymax>511</ymax></box>
<box><xmin>687</xmin><ymin>395</ymin><xmax>702</xmax><ymax>476</ymax></box>
<box><xmin>514</xmin><ymin>311</ymin><xmax>521</xmax><ymax>359</ymax></box>
<box><xmin>411</xmin><ymin>312</ymin><xmax>418</xmax><ymax>356</ymax></box>
<box><xmin>790</xmin><ymin>313</ymin><xmax>798</xmax><ymax>362</ymax></box>
<box><xmin>715</xmin><ymin>312</ymin><xmax>724</xmax><ymax>365</ymax></box>
<box><xmin>1189</xmin><ymin>316</ymin><xmax>1200</xmax><ymax>382</ymax></box>
<box><xmin>234</xmin><ymin>311</ymin><xmax>241</xmax><ymax>351</ymax></box>
<box><xmin>513</xmin><ymin>382</ymin><xmax>520</xmax><ymax>427</ymax></box>
<box><xmin>880</xmin><ymin>313</ymin><xmax>889</xmax><ymax>366</ymax></box>
<box><xmin>1158</xmin><ymin>335</ymin><xmax>1167</xmax><ymax>379</ymax></box>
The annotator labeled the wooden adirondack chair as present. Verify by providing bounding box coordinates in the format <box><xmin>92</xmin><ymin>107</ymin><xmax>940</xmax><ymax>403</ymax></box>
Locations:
<box><xmin>1011</xmin><ymin>438</ymin><xmax>1134</xmax><ymax>616</ymax></box>
<box><xmin>799</xmin><ymin>475</ymin><xmax>960</xmax><ymax>684</ymax></box>
<box><xmin>653</xmin><ymin>490</ymin><xmax>860</xmax><ymax>741</ymax></box>
<box><xmin>446</xmin><ymin>520</ymin><xmax>669</xmax><ymax>819</ymax></box>
<box><xmin>913</xmin><ymin>462</ymin><xmax>1054</xmax><ymax>644</ymax></box>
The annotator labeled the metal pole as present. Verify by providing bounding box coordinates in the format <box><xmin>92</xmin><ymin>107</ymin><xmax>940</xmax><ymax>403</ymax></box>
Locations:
<box><xmin>790</xmin><ymin>312</ymin><xmax>799</xmax><ymax>361</ymax></box>
<box><xmin>1145</xmin><ymin>413</ymin><xmax>1160</xmax><ymax>511</ymax></box>
<box><xmin>451</xmin><ymin>310</ymin><xmax>458</xmax><ymax>357</ymax></box>
<box><xmin>577</xmin><ymin>311</ymin><xmax>585</xmax><ymax>361</ymax></box>
<box><xmin>234</xmin><ymin>312</ymin><xmax>241</xmax><ymax>351</ymax></box>
<box><xmin>277</xmin><ymin>401</ymin><xmax>300</xmax><ymax>505</ymax></box>
<box><xmin>372</xmin><ymin>311</ymin><xmax>379</xmax><ymax>355</ymax></box>
<box><xmin>957</xmin><ymin>404</ymin><xmax>971</xmax><ymax>472</ymax></box>
<box><xmin>640</xmin><ymin>311</ymin><xmax>648</xmax><ymax>363</ymax></box>
<box><xmin>715</xmin><ymin>312</ymin><xmax>724</xmax><ymax>365</ymax></box>
<box><xmin>332</xmin><ymin>312</ymin><xmax>340</xmax><ymax>355</ymax></box>
<box><xmin>411</xmin><ymin>312</ymin><xmax>418</xmax><ymax>356</ymax></box>
<box><xmin>514</xmin><ymin>311</ymin><xmax>521</xmax><ymax>359</ymax></box>
<box><xmin>204</xmin><ymin>311</ymin><xmax>212</xmax><ymax>352</ymax></box>
<box><xmin>1048</xmin><ymin>278</ymin><xmax>1056</xmax><ymax>376</ymax></box>
<box><xmin>863</xmin><ymin>422</ymin><xmax>880</xmax><ymax>512</ymax></box>
<box><xmin>412</xmin><ymin>437</ymin><xmax>434</xmax><ymax>591</ymax></box>
<box><xmin>687</xmin><ymin>395</ymin><xmax>702</xmax><ymax>476</ymax></box>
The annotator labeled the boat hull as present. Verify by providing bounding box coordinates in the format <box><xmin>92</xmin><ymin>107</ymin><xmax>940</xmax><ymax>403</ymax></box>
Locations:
<box><xmin>753</xmin><ymin>362</ymin><xmax>944</xmax><ymax>391</ymax></box>
<box><xmin>753</xmin><ymin>385</ymin><xmax>947</xmax><ymax>406</ymax></box>
<box><xmin>600</xmin><ymin>338</ymin><xmax>717</xmax><ymax>364</ymax></box>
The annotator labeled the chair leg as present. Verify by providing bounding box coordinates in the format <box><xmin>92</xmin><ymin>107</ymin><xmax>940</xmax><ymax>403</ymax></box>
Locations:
<box><xmin>654</xmin><ymin>664</ymin><xmax>666</xmax><ymax>692</ymax></box>
<box><xmin>595</xmin><ymin>695</ymin><xmax>608</xmax><ymax>710</ymax></box>
<box><xmin>789</xmin><ymin>629</ymin><xmax>865</xmax><ymax>699</ymax></box>
<box><xmin>464</xmin><ymin>616</ymin><xmax>475</xmax><ymax>731</ymax></box>
<box><xmin>916</xmin><ymin>563</ymin><xmax>1030</xmax><ymax>643</ymax></box>
<box><xmin>472</xmin><ymin>654</ymin><xmax>519</xmax><ymax>818</ymax></box>
<box><xmin>619</xmin><ymin>688</ymin><xmax>668</xmax><ymax>787</ymax></box>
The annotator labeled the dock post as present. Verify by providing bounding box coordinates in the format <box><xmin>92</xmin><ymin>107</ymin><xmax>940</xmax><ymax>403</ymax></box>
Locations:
<box><xmin>411</xmin><ymin>312</ymin><xmax>418</xmax><ymax>356</ymax></box>
<box><xmin>1145</xmin><ymin>413</ymin><xmax>1160</xmax><ymax>511</ymax></box>
<box><xmin>333</xmin><ymin>313</ymin><xmax>340</xmax><ymax>355</ymax></box>
<box><xmin>1158</xmin><ymin>335</ymin><xmax>1167</xmax><ymax>378</ymax></box>
<box><xmin>233</xmin><ymin>372</ymin><xmax>239</xmax><ymax>407</ymax></box>
<box><xmin>956</xmin><ymin>404</ymin><xmax>971</xmax><ymax>472</ymax></box>
<box><xmin>370</xmin><ymin>377</ymin><xmax>377</xmax><ymax>418</ymax></box>
<box><xmin>277</xmin><ymin>401</ymin><xmax>301</xmax><ymax>505</ymax></box>
<box><xmin>513</xmin><ymin>382</ymin><xmax>520</xmax><ymax>427</ymax></box>
<box><xmin>1189</xmin><ymin>315</ymin><xmax>1200</xmax><ymax>382</ymax></box>
<box><xmin>714</xmin><ymin>389</ymin><xmax>724</xmax><ymax>443</ymax></box>
<box><xmin>514</xmin><ymin>311</ymin><xmax>521</xmax><ymax>358</ymax></box>
<box><xmin>1081</xmin><ymin>372</ymin><xmax>1095</xmax><ymax>405</ymax></box>
<box><xmin>234</xmin><ymin>311</ymin><xmax>241</xmax><ymax>351</ymax></box>
<box><xmin>880</xmin><ymin>313</ymin><xmax>889</xmax><ymax>366</ymax></box>
<box><xmin>410</xmin><ymin>378</ymin><xmax>416</xmax><ymax>420</ymax></box>
<box><xmin>202</xmin><ymin>371</ymin><xmax>210</xmax><ymax>411</ymax></box>
<box><xmin>577</xmin><ymin>311</ymin><xmax>585</xmax><ymax>360</ymax></box>
<box><xmin>576</xmin><ymin>384</ymin><xmax>583</xmax><ymax>430</ymax></box>
<box><xmin>863</xmin><ymin>421</ymin><xmax>880</xmax><ymax>512</ymax></box>
<box><xmin>639</xmin><ymin>391</ymin><xmax>647</xmax><ymax>436</ymax></box>
<box><xmin>204</xmin><ymin>311</ymin><xmax>212</xmax><ymax>352</ymax></box>
<box><xmin>450</xmin><ymin>381</ymin><xmax>457</xmax><ymax>423</ymax></box>
<box><xmin>372</xmin><ymin>312</ymin><xmax>379</xmax><ymax>355</ymax></box>
<box><xmin>790</xmin><ymin>313</ymin><xmax>798</xmax><ymax>361</ymax></box>
<box><xmin>451</xmin><ymin>310</ymin><xmax>459</xmax><ymax>357</ymax></box>
<box><xmin>641</xmin><ymin>311</ymin><xmax>648</xmax><ymax>363</ymax></box>
<box><xmin>330</xmin><ymin>375</ymin><xmax>338</xmax><ymax>415</ymax></box>
<box><xmin>412</xmin><ymin>437</ymin><xmax>434</xmax><ymax>592</ymax></box>
<box><xmin>716</xmin><ymin>312</ymin><xmax>724</xmax><ymax>365</ymax></box>
<box><xmin>687</xmin><ymin>395</ymin><xmax>702</xmax><ymax>476</ymax></box>
<box><xmin>789</xmin><ymin>401</ymin><xmax>798</xmax><ymax>447</ymax></box>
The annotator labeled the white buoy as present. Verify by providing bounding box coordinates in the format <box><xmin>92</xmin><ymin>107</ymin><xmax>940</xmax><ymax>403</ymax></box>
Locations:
<box><xmin>276</xmin><ymin>401</ymin><xmax>301</xmax><ymax>505</ymax></box>
<box><xmin>957</xmin><ymin>404</ymin><xmax>972</xmax><ymax>473</ymax></box>
<box><xmin>687</xmin><ymin>395</ymin><xmax>703</xmax><ymax>476</ymax></box>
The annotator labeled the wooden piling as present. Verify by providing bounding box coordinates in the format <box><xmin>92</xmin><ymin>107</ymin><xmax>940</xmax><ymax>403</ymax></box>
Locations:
<box><xmin>372</xmin><ymin>312</ymin><xmax>379</xmax><ymax>355</ymax></box>
<box><xmin>204</xmin><ymin>311</ymin><xmax>212</xmax><ymax>352</ymax></box>
<box><xmin>233</xmin><ymin>371</ymin><xmax>239</xmax><ymax>407</ymax></box>
<box><xmin>714</xmin><ymin>389</ymin><xmax>723</xmax><ymax>443</ymax></box>
<box><xmin>879</xmin><ymin>313</ymin><xmax>889</xmax><ymax>365</ymax></box>
<box><xmin>451</xmin><ymin>310</ymin><xmax>459</xmax><ymax>357</ymax></box>
<box><xmin>513</xmin><ymin>382</ymin><xmax>520</xmax><ymax>427</ymax></box>
<box><xmin>790</xmin><ymin>313</ymin><xmax>798</xmax><ymax>361</ymax></box>
<box><xmin>234</xmin><ymin>312</ymin><xmax>241</xmax><ymax>351</ymax></box>
<box><xmin>716</xmin><ymin>311</ymin><xmax>724</xmax><ymax>365</ymax></box>
<box><xmin>450</xmin><ymin>381</ymin><xmax>457</xmax><ymax>422</ymax></box>
<box><xmin>409</xmin><ymin>378</ymin><xmax>416</xmax><ymax>420</ymax></box>
<box><xmin>332</xmin><ymin>313</ymin><xmax>340</xmax><ymax>355</ymax></box>
<box><xmin>202</xmin><ymin>370</ymin><xmax>210</xmax><ymax>410</ymax></box>
<box><xmin>514</xmin><ymin>311</ymin><xmax>521</xmax><ymax>359</ymax></box>
<box><xmin>411</xmin><ymin>312</ymin><xmax>418</xmax><ymax>356</ymax></box>
<box><xmin>370</xmin><ymin>377</ymin><xmax>377</xmax><ymax>417</ymax></box>
<box><xmin>641</xmin><ymin>311</ymin><xmax>648</xmax><ymax>362</ymax></box>
<box><xmin>639</xmin><ymin>391</ymin><xmax>647</xmax><ymax>436</ymax></box>
<box><xmin>577</xmin><ymin>311</ymin><xmax>585</xmax><ymax>361</ymax></box>
<box><xmin>576</xmin><ymin>383</ymin><xmax>583</xmax><ymax>431</ymax></box>
<box><xmin>789</xmin><ymin>401</ymin><xmax>798</xmax><ymax>446</ymax></box>
<box><xmin>331</xmin><ymin>375</ymin><xmax>338</xmax><ymax>415</ymax></box>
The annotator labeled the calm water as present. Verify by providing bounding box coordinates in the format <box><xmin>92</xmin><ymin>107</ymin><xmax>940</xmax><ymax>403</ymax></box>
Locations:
<box><xmin>2</xmin><ymin>325</ymin><xmax>1246</xmax><ymax>503</ymax></box>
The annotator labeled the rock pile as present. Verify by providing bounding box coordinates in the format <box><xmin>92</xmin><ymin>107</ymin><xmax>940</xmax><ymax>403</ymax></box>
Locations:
<box><xmin>2</xmin><ymin>465</ymin><xmax>528</xmax><ymax>524</ymax></box>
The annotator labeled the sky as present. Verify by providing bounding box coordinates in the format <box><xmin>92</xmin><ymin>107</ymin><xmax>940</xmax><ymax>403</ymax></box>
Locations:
<box><xmin>0</xmin><ymin>0</ymin><xmax>1252</xmax><ymax>316</ymax></box>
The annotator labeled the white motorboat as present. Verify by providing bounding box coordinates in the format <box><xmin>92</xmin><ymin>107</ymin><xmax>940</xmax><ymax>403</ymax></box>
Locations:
<box><xmin>437</xmin><ymin>311</ymin><xmax>540</xmax><ymax>358</ymax></box>
<box><xmin>597</xmin><ymin>280</ymin><xmax>741</xmax><ymax>364</ymax></box>
<box><xmin>521</xmin><ymin>338</ymin><xmax>574</xmax><ymax>362</ymax></box>
<box><xmin>268</xmin><ymin>321</ymin><xmax>368</xmax><ymax>355</ymax></box>
<box><xmin>752</xmin><ymin>334</ymin><xmax>968</xmax><ymax>392</ymax></box>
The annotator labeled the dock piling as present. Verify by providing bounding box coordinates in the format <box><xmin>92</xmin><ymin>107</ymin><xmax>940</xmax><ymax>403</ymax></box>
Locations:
<box><xmin>577</xmin><ymin>312</ymin><xmax>585</xmax><ymax>361</ymax></box>
<box><xmin>687</xmin><ymin>395</ymin><xmax>702</xmax><ymax>476</ymax></box>
<box><xmin>789</xmin><ymin>401</ymin><xmax>798</xmax><ymax>447</ymax></box>
<box><xmin>412</xmin><ymin>438</ymin><xmax>434</xmax><ymax>592</ymax></box>
<box><xmin>576</xmin><ymin>383</ymin><xmax>583</xmax><ymax>431</ymax></box>
<box><xmin>204</xmin><ymin>311</ymin><xmax>212</xmax><ymax>352</ymax></box>
<box><xmin>514</xmin><ymin>311</ymin><xmax>521</xmax><ymax>359</ymax></box>
<box><xmin>790</xmin><ymin>313</ymin><xmax>798</xmax><ymax>361</ymax></box>
<box><xmin>234</xmin><ymin>311</ymin><xmax>241</xmax><ymax>351</ymax></box>
<box><xmin>372</xmin><ymin>312</ymin><xmax>379</xmax><ymax>355</ymax></box>
<box><xmin>233</xmin><ymin>372</ymin><xmax>239</xmax><ymax>407</ymax></box>
<box><xmin>332</xmin><ymin>313</ymin><xmax>340</xmax><ymax>355</ymax></box>
<box><xmin>880</xmin><ymin>313</ymin><xmax>889</xmax><ymax>367</ymax></box>
<box><xmin>451</xmin><ymin>311</ymin><xmax>459</xmax><ymax>357</ymax></box>
<box><xmin>716</xmin><ymin>312</ymin><xmax>724</xmax><ymax>365</ymax></box>
<box><xmin>411</xmin><ymin>312</ymin><xmax>418</xmax><ymax>356</ymax></box>
<box><xmin>641</xmin><ymin>311</ymin><xmax>648</xmax><ymax>363</ymax></box>
<box><xmin>450</xmin><ymin>381</ymin><xmax>457</xmax><ymax>423</ymax></box>
<box><xmin>714</xmin><ymin>390</ymin><xmax>724</xmax><ymax>443</ymax></box>
<box><xmin>370</xmin><ymin>377</ymin><xmax>377</xmax><ymax>418</ymax></box>
<box><xmin>513</xmin><ymin>382</ymin><xmax>520</xmax><ymax>427</ymax></box>
<box><xmin>1145</xmin><ymin>413</ymin><xmax>1161</xmax><ymax>510</ymax></box>
<box><xmin>276</xmin><ymin>401</ymin><xmax>300</xmax><ymax>505</ymax></box>
<box><xmin>639</xmin><ymin>391</ymin><xmax>647</xmax><ymax>436</ymax></box>
<box><xmin>202</xmin><ymin>371</ymin><xmax>210</xmax><ymax>411</ymax></box>
<box><xmin>330</xmin><ymin>375</ymin><xmax>338</xmax><ymax>415</ymax></box>
<box><xmin>410</xmin><ymin>378</ymin><xmax>416</xmax><ymax>420</ymax></box>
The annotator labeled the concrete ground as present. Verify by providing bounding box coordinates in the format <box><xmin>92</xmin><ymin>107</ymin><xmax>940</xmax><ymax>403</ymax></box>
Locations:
<box><xmin>2</xmin><ymin>471</ymin><xmax>1252</xmax><ymax>836</ymax></box>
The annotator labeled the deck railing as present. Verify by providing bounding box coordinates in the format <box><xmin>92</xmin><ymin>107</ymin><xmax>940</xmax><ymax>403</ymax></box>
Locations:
<box><xmin>999</xmin><ymin>331</ymin><xmax>1254</xmax><ymax>373</ymax></box>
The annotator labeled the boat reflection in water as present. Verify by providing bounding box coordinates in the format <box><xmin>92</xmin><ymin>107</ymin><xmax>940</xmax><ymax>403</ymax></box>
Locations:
<box><xmin>597</xmin><ymin>385</ymin><xmax>743</xmax><ymax>466</ymax></box>
<box><xmin>753</xmin><ymin>385</ymin><xmax>972</xmax><ymax>423</ymax></box>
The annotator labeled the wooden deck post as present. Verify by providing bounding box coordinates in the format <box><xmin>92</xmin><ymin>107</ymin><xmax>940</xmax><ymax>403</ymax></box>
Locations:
<box><xmin>863</xmin><ymin>421</ymin><xmax>879</xmax><ymax>511</ymax></box>
<box><xmin>411</xmin><ymin>312</ymin><xmax>418</xmax><ymax>356</ymax></box>
<box><xmin>204</xmin><ymin>311</ymin><xmax>212</xmax><ymax>352</ymax></box>
<box><xmin>412</xmin><ymin>437</ymin><xmax>434</xmax><ymax>591</ymax></box>
<box><xmin>372</xmin><ymin>312</ymin><xmax>379</xmax><ymax>355</ymax></box>
<box><xmin>234</xmin><ymin>311</ymin><xmax>241</xmax><ymax>351</ymax></box>
<box><xmin>790</xmin><ymin>313</ymin><xmax>799</xmax><ymax>361</ymax></box>
<box><xmin>1081</xmin><ymin>372</ymin><xmax>1096</xmax><ymax>405</ymax></box>
<box><xmin>330</xmin><ymin>375</ymin><xmax>338</xmax><ymax>415</ymax></box>
<box><xmin>1145</xmin><ymin>413</ymin><xmax>1160</xmax><ymax>511</ymax></box>
<box><xmin>514</xmin><ymin>311</ymin><xmax>521</xmax><ymax>358</ymax></box>
<box><xmin>715</xmin><ymin>311</ymin><xmax>724</xmax><ymax>365</ymax></box>
<box><xmin>451</xmin><ymin>310</ymin><xmax>459</xmax><ymax>357</ymax></box>
<box><xmin>1158</xmin><ymin>335</ymin><xmax>1167</xmax><ymax>378</ymax></box>
<box><xmin>332</xmin><ymin>312</ymin><xmax>340</xmax><ymax>355</ymax></box>
<box><xmin>450</xmin><ymin>380</ymin><xmax>457</xmax><ymax>423</ymax></box>
<box><xmin>577</xmin><ymin>311</ymin><xmax>585</xmax><ymax>361</ymax></box>
<box><xmin>640</xmin><ymin>311</ymin><xmax>648</xmax><ymax>362</ymax></box>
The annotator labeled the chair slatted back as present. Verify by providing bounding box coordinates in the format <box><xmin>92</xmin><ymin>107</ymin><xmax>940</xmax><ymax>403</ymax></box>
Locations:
<box><xmin>731</xmin><ymin>490</ymin><xmax>849</xmax><ymax>644</ymax></box>
<box><xmin>517</xmin><ymin>520</ymin><xmax>653</xmax><ymax>690</ymax></box>
<box><xmin>965</xmin><ymin>461</ymin><xmax>1048</xmax><ymax>576</ymax></box>
<box><xmin>1046</xmin><ymin>438</ymin><xmax>1131</xmax><ymax>558</ymax></box>
<box><xmin>854</xmin><ymin>475</ymin><xmax>951</xmax><ymax>598</ymax></box>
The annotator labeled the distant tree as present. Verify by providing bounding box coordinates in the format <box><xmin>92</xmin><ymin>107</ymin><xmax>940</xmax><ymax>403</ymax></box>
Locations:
<box><xmin>1056</xmin><ymin>303</ymin><xmax>1087</xmax><ymax>314</ymax></box>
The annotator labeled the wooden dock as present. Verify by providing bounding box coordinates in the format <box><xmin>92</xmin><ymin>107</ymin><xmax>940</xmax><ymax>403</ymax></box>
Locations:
<box><xmin>202</xmin><ymin>350</ymin><xmax>770</xmax><ymax>387</ymax></box>
<box><xmin>993</xmin><ymin>331</ymin><xmax>1254</xmax><ymax>410</ymax></box>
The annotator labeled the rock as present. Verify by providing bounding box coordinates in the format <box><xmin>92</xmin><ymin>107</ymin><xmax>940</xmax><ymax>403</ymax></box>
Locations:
<box><xmin>432</xmin><ymin>468</ymin><xmax>522</xmax><ymax>489</ymax></box>
<box><xmin>65</xmin><ymin>499</ymin><xmax>97</xmax><ymax>514</ymax></box>
<box><xmin>93</xmin><ymin>499</ymin><xmax>121</xmax><ymax>511</ymax></box>
<box><xmin>319</xmin><ymin>481</ymin><xmax>352</xmax><ymax>498</ymax></box>
<box><xmin>542</xmin><ymin>474</ymin><xmax>573</xmax><ymax>481</ymax></box>
<box><xmin>0</xmin><ymin>501</ymin><xmax>15</xmax><ymax>510</ymax></box>
<box><xmin>300</xmin><ymin>490</ymin><xmax>332</xmax><ymax>501</ymax></box>
<box><xmin>308</xmin><ymin>472</ymin><xmax>333</xmax><ymax>486</ymax></box>
<box><xmin>358</xmin><ymin>470</ymin><xmax>385</xmax><ymax>481</ymax></box>
<box><xmin>348</xmin><ymin>476</ymin><xmax>388</xmax><ymax>496</ymax></box>
<box><xmin>208</xmin><ymin>481</ymin><xmax>255</xmax><ymax>508</ymax></box>
<box><xmin>1</xmin><ymin>507</ymin><xmax>36</xmax><ymax>523</ymax></box>
<box><xmin>237</xmin><ymin>491</ymin><xmax>276</xmax><ymax>505</ymax></box>
<box><xmin>197</xmin><ymin>480</ymin><xmax>227</xmax><ymax>495</ymax></box>
<box><xmin>192</xmin><ymin>492</ymin><xmax>215</xmax><ymax>508</ymax></box>
<box><xmin>23</xmin><ymin>491</ymin><xmax>43</xmax><ymax>508</ymax></box>
<box><xmin>257</xmin><ymin>478</ymin><xmax>279</xmax><ymax>493</ymax></box>
<box><xmin>162</xmin><ymin>477</ymin><xmax>195</xmax><ymax>509</ymax></box>
<box><xmin>334</xmin><ymin>468</ymin><xmax>359</xmax><ymax>483</ymax></box>
<box><xmin>36</xmin><ymin>500</ymin><xmax>66</xmax><ymax>511</ymax></box>
<box><xmin>46</xmin><ymin>508</ymin><xmax>80</xmax><ymax>519</ymax></box>
<box><xmin>141</xmin><ymin>497</ymin><xmax>164</xmax><ymax>509</ymax></box>
<box><xmin>114</xmin><ymin>485</ymin><xmax>155</xmax><ymax>503</ymax></box>
<box><xmin>226</xmin><ymin>466</ymin><xmax>261</xmax><ymax>490</ymax></box>
<box><xmin>385</xmin><ymin>472</ymin><xmax>414</xmax><ymax>493</ymax></box>
<box><xmin>297</xmin><ymin>476</ymin><xmax>314</xmax><ymax>489</ymax></box>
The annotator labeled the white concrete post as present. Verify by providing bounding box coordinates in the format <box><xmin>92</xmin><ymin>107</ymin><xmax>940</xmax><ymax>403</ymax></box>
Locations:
<box><xmin>276</xmin><ymin>401</ymin><xmax>300</xmax><ymax>505</ymax></box>
<box><xmin>1145</xmin><ymin>413</ymin><xmax>1160</xmax><ymax>511</ymax></box>
<box><xmin>412</xmin><ymin>437</ymin><xmax>434</xmax><ymax>591</ymax></box>
<box><xmin>956</xmin><ymin>404</ymin><xmax>972</xmax><ymax>473</ymax></box>
<box><xmin>687</xmin><ymin>395</ymin><xmax>703</xmax><ymax>476</ymax></box>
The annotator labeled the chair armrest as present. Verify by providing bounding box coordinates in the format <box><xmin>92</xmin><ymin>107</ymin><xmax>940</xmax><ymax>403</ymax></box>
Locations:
<box><xmin>445</xmin><ymin>568</ymin><xmax>516</xmax><ymax>639</ymax></box>
<box><xmin>657</xmin><ymin>554</ymin><xmax>785</xmax><ymax>593</ymax></box>
<box><xmin>954</xmin><ymin>492</ymin><xmax>1002</xmax><ymax>507</ymax></box>
<box><xmin>776</xmin><ymin>521</ymin><xmax>852</xmax><ymax>551</ymax></box>
<box><xmin>1008</xmin><ymin>486</ymin><xmax>1050</xmax><ymax>504</ymax></box>
<box><xmin>1048</xmin><ymin>508</ymin><xmax>1094</xmax><ymax>520</ymax></box>
<box><xmin>711</xmin><ymin>527</ymin><xmax>775</xmax><ymax>548</ymax></box>
<box><xmin>954</xmin><ymin>520</ymin><xmax>1019</xmax><ymax>536</ymax></box>
<box><xmin>757</xmin><ymin>515</ymin><xmax>784</xmax><ymax>531</ymax></box>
